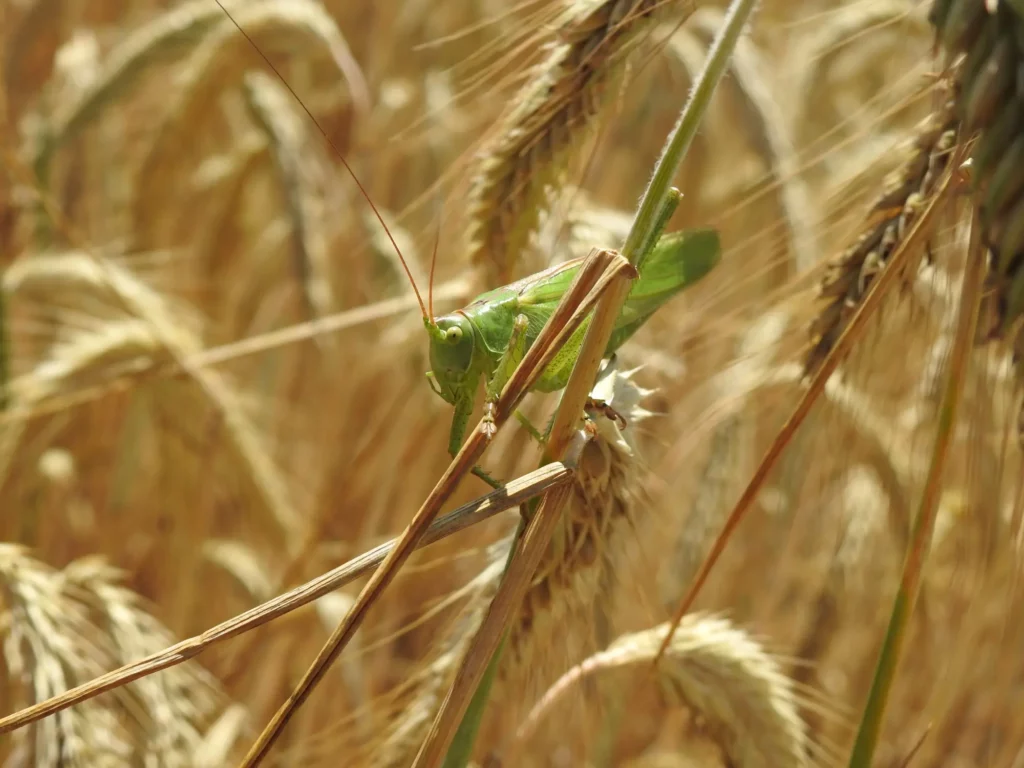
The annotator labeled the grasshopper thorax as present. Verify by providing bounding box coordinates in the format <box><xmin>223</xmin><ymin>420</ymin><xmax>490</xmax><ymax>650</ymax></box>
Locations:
<box><xmin>426</xmin><ymin>313</ymin><xmax>476</xmax><ymax>404</ymax></box>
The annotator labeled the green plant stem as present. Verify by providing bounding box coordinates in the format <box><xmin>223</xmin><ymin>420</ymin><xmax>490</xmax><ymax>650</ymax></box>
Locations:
<box><xmin>621</xmin><ymin>0</ymin><xmax>759</xmax><ymax>265</ymax></box>
<box><xmin>440</xmin><ymin>1</ymin><xmax>757</xmax><ymax>764</ymax></box>
<box><xmin>847</xmin><ymin>210</ymin><xmax>984</xmax><ymax>767</ymax></box>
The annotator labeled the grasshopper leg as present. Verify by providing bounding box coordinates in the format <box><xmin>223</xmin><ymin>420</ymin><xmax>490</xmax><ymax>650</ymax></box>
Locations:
<box><xmin>481</xmin><ymin>314</ymin><xmax>530</xmax><ymax>439</ymax></box>
<box><xmin>514</xmin><ymin>410</ymin><xmax>547</xmax><ymax>445</ymax></box>
<box><xmin>471</xmin><ymin>466</ymin><xmax>504</xmax><ymax>490</ymax></box>
<box><xmin>446</xmin><ymin>380</ymin><xmax>505</xmax><ymax>490</ymax></box>
<box><xmin>447</xmin><ymin>390</ymin><xmax>474</xmax><ymax>458</ymax></box>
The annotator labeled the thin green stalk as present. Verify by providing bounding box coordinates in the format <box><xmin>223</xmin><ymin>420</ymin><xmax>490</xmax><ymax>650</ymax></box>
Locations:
<box><xmin>621</xmin><ymin>0</ymin><xmax>760</xmax><ymax>264</ymax></box>
<box><xmin>847</xmin><ymin>212</ymin><xmax>984</xmax><ymax>766</ymax></box>
<box><xmin>441</xmin><ymin>1</ymin><xmax>758</xmax><ymax>764</ymax></box>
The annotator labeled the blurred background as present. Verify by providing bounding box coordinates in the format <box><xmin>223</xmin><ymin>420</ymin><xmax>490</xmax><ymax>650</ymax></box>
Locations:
<box><xmin>1</xmin><ymin>0</ymin><xmax>1019</xmax><ymax>765</ymax></box>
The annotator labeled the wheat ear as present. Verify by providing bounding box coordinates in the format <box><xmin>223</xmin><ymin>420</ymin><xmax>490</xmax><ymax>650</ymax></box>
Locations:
<box><xmin>805</xmin><ymin>98</ymin><xmax>960</xmax><ymax>376</ymax></box>
<box><xmin>30</xmin><ymin>0</ymin><xmax>235</xmax><ymax>189</ymax></box>
<box><xmin>930</xmin><ymin>0</ymin><xmax>1024</xmax><ymax>446</ymax></box>
<box><xmin>465</xmin><ymin>0</ymin><xmax>695</xmax><ymax>285</ymax></box>
<box><xmin>498</xmin><ymin>365</ymin><xmax>652</xmax><ymax>694</ymax></box>
<box><xmin>0</xmin><ymin>546</ymin><xmax>225</xmax><ymax>765</ymax></box>
<box><xmin>517</xmin><ymin>616</ymin><xmax>808</xmax><ymax>768</ymax></box>
<box><xmin>3</xmin><ymin>253</ymin><xmax>303</xmax><ymax>550</ymax></box>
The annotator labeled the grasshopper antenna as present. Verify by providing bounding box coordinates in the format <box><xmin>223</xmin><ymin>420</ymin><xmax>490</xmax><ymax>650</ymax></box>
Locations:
<box><xmin>428</xmin><ymin>199</ymin><xmax>442</xmax><ymax>320</ymax></box>
<box><xmin>213</xmin><ymin>0</ymin><xmax>431</xmax><ymax>324</ymax></box>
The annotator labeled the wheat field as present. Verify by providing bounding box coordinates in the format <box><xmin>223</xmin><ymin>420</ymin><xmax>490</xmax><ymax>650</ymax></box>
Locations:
<box><xmin>1</xmin><ymin>0</ymin><xmax>1022</xmax><ymax>765</ymax></box>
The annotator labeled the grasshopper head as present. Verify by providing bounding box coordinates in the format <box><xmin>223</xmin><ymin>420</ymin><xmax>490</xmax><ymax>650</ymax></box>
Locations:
<box><xmin>426</xmin><ymin>313</ymin><xmax>475</xmax><ymax>404</ymax></box>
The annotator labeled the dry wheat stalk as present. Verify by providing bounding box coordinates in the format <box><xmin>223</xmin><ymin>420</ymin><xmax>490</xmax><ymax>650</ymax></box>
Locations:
<box><xmin>465</xmin><ymin>0</ymin><xmax>696</xmax><ymax>286</ymax></box>
<box><xmin>0</xmin><ymin>461</ymin><xmax>573</xmax><ymax>738</ymax></box>
<box><xmin>804</xmin><ymin>98</ymin><xmax>960</xmax><ymax>375</ymax></box>
<box><xmin>372</xmin><ymin>554</ymin><xmax>504</xmax><ymax>768</ymax></box>
<box><xmin>517</xmin><ymin>616</ymin><xmax>808</xmax><ymax>768</ymax></box>
<box><xmin>0</xmin><ymin>546</ymin><xmax>225</xmax><ymax>766</ymax></box>
<box><xmin>930</xmin><ymin>0</ymin><xmax>1024</xmax><ymax>445</ymax></box>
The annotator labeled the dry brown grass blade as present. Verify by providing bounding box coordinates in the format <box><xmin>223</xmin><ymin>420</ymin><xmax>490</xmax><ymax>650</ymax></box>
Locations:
<box><xmin>416</xmin><ymin>481</ymin><xmax>578</xmax><ymax>767</ymax></box>
<box><xmin>0</xmin><ymin>460</ymin><xmax>573</xmax><ymax>736</ymax></box>
<box><xmin>240</xmin><ymin>247</ymin><xmax>630</xmax><ymax>765</ymax></box>
<box><xmin>657</xmin><ymin>127</ymin><xmax>963</xmax><ymax>661</ymax></box>
<box><xmin>413</xmin><ymin>252</ymin><xmax>637</xmax><ymax>766</ymax></box>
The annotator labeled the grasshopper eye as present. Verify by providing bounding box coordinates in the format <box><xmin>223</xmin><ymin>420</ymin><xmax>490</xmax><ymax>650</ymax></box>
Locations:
<box><xmin>445</xmin><ymin>326</ymin><xmax>463</xmax><ymax>344</ymax></box>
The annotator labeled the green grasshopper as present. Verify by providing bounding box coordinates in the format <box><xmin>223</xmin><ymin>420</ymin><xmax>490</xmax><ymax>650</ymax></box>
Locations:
<box><xmin>212</xmin><ymin>4</ymin><xmax>719</xmax><ymax>462</ymax></box>
<box><xmin>420</xmin><ymin>228</ymin><xmax>721</xmax><ymax>457</ymax></box>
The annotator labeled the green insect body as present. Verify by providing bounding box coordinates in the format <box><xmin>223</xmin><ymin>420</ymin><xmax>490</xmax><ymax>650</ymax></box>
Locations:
<box><xmin>425</xmin><ymin>228</ymin><xmax>722</xmax><ymax>456</ymax></box>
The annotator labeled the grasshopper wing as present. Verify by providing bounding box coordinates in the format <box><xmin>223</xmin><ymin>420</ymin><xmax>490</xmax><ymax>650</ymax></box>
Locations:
<box><xmin>607</xmin><ymin>228</ymin><xmax>721</xmax><ymax>353</ymax></box>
